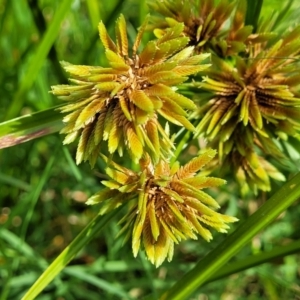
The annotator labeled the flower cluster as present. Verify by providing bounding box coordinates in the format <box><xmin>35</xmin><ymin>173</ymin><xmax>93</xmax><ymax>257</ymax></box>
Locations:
<box><xmin>50</xmin><ymin>0</ymin><xmax>300</xmax><ymax>268</ymax></box>
<box><xmin>194</xmin><ymin>26</ymin><xmax>300</xmax><ymax>193</ymax></box>
<box><xmin>147</xmin><ymin>0</ymin><xmax>260</xmax><ymax>56</ymax></box>
<box><xmin>87</xmin><ymin>150</ymin><xmax>237</xmax><ymax>267</ymax></box>
<box><xmin>52</xmin><ymin>15</ymin><xmax>209</xmax><ymax>166</ymax></box>
<box><xmin>147</xmin><ymin>0</ymin><xmax>300</xmax><ymax>193</ymax></box>
<box><xmin>52</xmin><ymin>10</ymin><xmax>239</xmax><ymax>266</ymax></box>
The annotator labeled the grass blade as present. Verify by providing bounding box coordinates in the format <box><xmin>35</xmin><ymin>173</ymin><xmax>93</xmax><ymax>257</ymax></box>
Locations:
<box><xmin>62</xmin><ymin>146</ymin><xmax>83</xmax><ymax>181</ymax></box>
<box><xmin>1</xmin><ymin>154</ymin><xmax>56</xmax><ymax>300</ymax></box>
<box><xmin>21</xmin><ymin>207</ymin><xmax>122</xmax><ymax>300</ymax></box>
<box><xmin>273</xmin><ymin>0</ymin><xmax>294</xmax><ymax>29</ymax></box>
<box><xmin>86</xmin><ymin>0</ymin><xmax>102</xmax><ymax>30</ymax></box>
<box><xmin>4</xmin><ymin>0</ymin><xmax>73</xmax><ymax>121</ymax></box>
<box><xmin>64</xmin><ymin>267</ymin><xmax>131</xmax><ymax>298</ymax></box>
<box><xmin>245</xmin><ymin>0</ymin><xmax>264</xmax><ymax>32</ymax></box>
<box><xmin>0</xmin><ymin>229</ymin><xmax>48</xmax><ymax>269</ymax></box>
<box><xmin>0</xmin><ymin>173</ymin><xmax>31</xmax><ymax>191</ymax></box>
<box><xmin>0</xmin><ymin>106</ymin><xmax>63</xmax><ymax>149</ymax></box>
<box><xmin>205</xmin><ymin>240</ymin><xmax>300</xmax><ymax>284</ymax></box>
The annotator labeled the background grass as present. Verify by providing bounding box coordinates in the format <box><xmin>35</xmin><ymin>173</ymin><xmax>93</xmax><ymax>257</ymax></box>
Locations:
<box><xmin>1</xmin><ymin>0</ymin><xmax>300</xmax><ymax>299</ymax></box>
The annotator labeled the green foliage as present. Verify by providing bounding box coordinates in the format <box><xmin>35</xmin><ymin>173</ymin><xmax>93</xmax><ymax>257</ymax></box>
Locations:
<box><xmin>1</xmin><ymin>0</ymin><xmax>300</xmax><ymax>300</ymax></box>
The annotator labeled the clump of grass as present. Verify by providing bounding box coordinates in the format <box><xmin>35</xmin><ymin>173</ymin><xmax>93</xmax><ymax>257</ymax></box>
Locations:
<box><xmin>1</xmin><ymin>0</ymin><xmax>300</xmax><ymax>299</ymax></box>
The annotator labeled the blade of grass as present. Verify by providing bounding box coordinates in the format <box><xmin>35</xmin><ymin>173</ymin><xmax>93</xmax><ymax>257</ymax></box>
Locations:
<box><xmin>205</xmin><ymin>240</ymin><xmax>300</xmax><ymax>284</ymax></box>
<box><xmin>0</xmin><ymin>106</ymin><xmax>63</xmax><ymax>149</ymax></box>
<box><xmin>0</xmin><ymin>173</ymin><xmax>31</xmax><ymax>191</ymax></box>
<box><xmin>138</xmin><ymin>239</ymin><xmax>300</xmax><ymax>298</ymax></box>
<box><xmin>1</xmin><ymin>154</ymin><xmax>55</xmax><ymax>300</ymax></box>
<box><xmin>273</xmin><ymin>0</ymin><xmax>294</xmax><ymax>29</ymax></box>
<box><xmin>160</xmin><ymin>171</ymin><xmax>300</xmax><ymax>300</ymax></box>
<box><xmin>260</xmin><ymin>276</ymin><xmax>279</xmax><ymax>299</ymax></box>
<box><xmin>4</xmin><ymin>0</ymin><xmax>73</xmax><ymax>121</ymax></box>
<box><xmin>0</xmin><ymin>229</ymin><xmax>48</xmax><ymax>269</ymax></box>
<box><xmin>89</xmin><ymin>259</ymin><xmax>141</xmax><ymax>272</ymax></box>
<box><xmin>86</xmin><ymin>0</ymin><xmax>101</xmax><ymax>30</ymax></box>
<box><xmin>21</xmin><ymin>207</ymin><xmax>122</xmax><ymax>300</ymax></box>
<box><xmin>139</xmin><ymin>0</ymin><xmax>148</xmax><ymax>26</ymax></box>
<box><xmin>0</xmin><ymin>241</ymin><xmax>13</xmax><ymax>300</ymax></box>
<box><xmin>63</xmin><ymin>267</ymin><xmax>132</xmax><ymax>299</ymax></box>
<box><xmin>245</xmin><ymin>0</ymin><xmax>264</xmax><ymax>32</ymax></box>
<box><xmin>139</xmin><ymin>252</ymin><xmax>158</xmax><ymax>299</ymax></box>
<box><xmin>79</xmin><ymin>0</ymin><xmax>124</xmax><ymax>64</ymax></box>
<box><xmin>171</xmin><ymin>130</ymin><xmax>191</xmax><ymax>164</ymax></box>
<box><xmin>62</xmin><ymin>147</ymin><xmax>82</xmax><ymax>182</ymax></box>
<box><xmin>10</xmin><ymin>273</ymin><xmax>40</xmax><ymax>290</ymax></box>
<box><xmin>28</xmin><ymin>0</ymin><xmax>67</xmax><ymax>84</ymax></box>
<box><xmin>20</xmin><ymin>152</ymin><xmax>56</xmax><ymax>239</ymax></box>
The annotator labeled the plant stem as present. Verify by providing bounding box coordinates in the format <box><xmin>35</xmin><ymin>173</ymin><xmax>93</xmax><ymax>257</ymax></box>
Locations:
<box><xmin>171</xmin><ymin>130</ymin><xmax>191</xmax><ymax>164</ymax></box>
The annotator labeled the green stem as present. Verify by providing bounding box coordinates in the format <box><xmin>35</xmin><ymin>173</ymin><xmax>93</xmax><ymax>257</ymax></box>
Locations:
<box><xmin>21</xmin><ymin>208</ymin><xmax>121</xmax><ymax>300</ymax></box>
<box><xmin>160</xmin><ymin>171</ymin><xmax>300</xmax><ymax>300</ymax></box>
<box><xmin>171</xmin><ymin>130</ymin><xmax>191</xmax><ymax>164</ymax></box>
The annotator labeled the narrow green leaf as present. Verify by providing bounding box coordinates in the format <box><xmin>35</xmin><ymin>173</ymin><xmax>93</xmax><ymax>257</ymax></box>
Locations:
<box><xmin>170</xmin><ymin>130</ymin><xmax>191</xmax><ymax>164</ymax></box>
<box><xmin>0</xmin><ymin>173</ymin><xmax>31</xmax><ymax>191</ymax></box>
<box><xmin>0</xmin><ymin>229</ymin><xmax>48</xmax><ymax>269</ymax></box>
<box><xmin>245</xmin><ymin>0</ymin><xmax>263</xmax><ymax>32</ymax></box>
<box><xmin>86</xmin><ymin>0</ymin><xmax>102</xmax><ymax>30</ymax></box>
<box><xmin>205</xmin><ymin>240</ymin><xmax>300</xmax><ymax>284</ymax></box>
<box><xmin>63</xmin><ymin>267</ymin><xmax>131</xmax><ymax>298</ymax></box>
<box><xmin>273</xmin><ymin>0</ymin><xmax>294</xmax><ymax>30</ymax></box>
<box><xmin>5</xmin><ymin>0</ymin><xmax>73</xmax><ymax>120</ymax></box>
<box><xmin>245</xmin><ymin>0</ymin><xmax>264</xmax><ymax>32</ymax></box>
<box><xmin>0</xmin><ymin>106</ymin><xmax>63</xmax><ymax>149</ymax></box>
<box><xmin>62</xmin><ymin>147</ymin><xmax>83</xmax><ymax>181</ymax></box>
<box><xmin>22</xmin><ymin>208</ymin><xmax>122</xmax><ymax>300</ymax></box>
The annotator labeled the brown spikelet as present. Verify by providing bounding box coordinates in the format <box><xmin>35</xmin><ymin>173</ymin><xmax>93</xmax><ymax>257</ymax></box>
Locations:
<box><xmin>148</xmin><ymin>0</ymin><xmax>244</xmax><ymax>55</ymax></box>
<box><xmin>176</xmin><ymin>149</ymin><xmax>217</xmax><ymax>179</ymax></box>
<box><xmin>194</xmin><ymin>23</ymin><xmax>300</xmax><ymax>193</ymax></box>
<box><xmin>52</xmin><ymin>14</ymin><xmax>210</xmax><ymax>166</ymax></box>
<box><xmin>87</xmin><ymin>150</ymin><xmax>238</xmax><ymax>267</ymax></box>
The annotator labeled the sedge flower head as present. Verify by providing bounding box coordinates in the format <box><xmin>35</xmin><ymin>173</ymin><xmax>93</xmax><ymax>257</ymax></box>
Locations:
<box><xmin>194</xmin><ymin>25</ymin><xmax>300</xmax><ymax>194</ymax></box>
<box><xmin>51</xmin><ymin>15</ymin><xmax>210</xmax><ymax>166</ymax></box>
<box><xmin>148</xmin><ymin>0</ymin><xmax>257</xmax><ymax>56</ymax></box>
<box><xmin>87</xmin><ymin>149</ymin><xmax>238</xmax><ymax>267</ymax></box>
